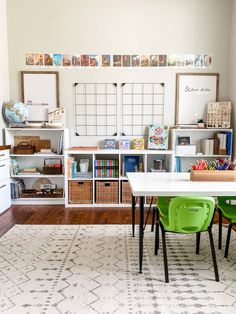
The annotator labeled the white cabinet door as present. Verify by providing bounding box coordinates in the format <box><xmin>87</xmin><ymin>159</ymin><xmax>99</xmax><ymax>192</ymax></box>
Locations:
<box><xmin>0</xmin><ymin>179</ymin><xmax>11</xmax><ymax>213</ymax></box>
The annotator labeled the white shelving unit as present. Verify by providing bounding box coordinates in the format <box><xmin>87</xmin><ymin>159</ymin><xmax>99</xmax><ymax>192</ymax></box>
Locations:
<box><xmin>171</xmin><ymin>128</ymin><xmax>233</xmax><ymax>172</ymax></box>
<box><xmin>64</xmin><ymin>149</ymin><xmax>174</xmax><ymax>207</ymax></box>
<box><xmin>5</xmin><ymin>128</ymin><xmax>69</xmax><ymax>205</ymax></box>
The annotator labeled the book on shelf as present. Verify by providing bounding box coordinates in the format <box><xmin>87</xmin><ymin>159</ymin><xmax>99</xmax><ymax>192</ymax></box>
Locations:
<box><xmin>10</xmin><ymin>178</ymin><xmax>25</xmax><ymax>199</ymax></box>
<box><xmin>124</xmin><ymin>156</ymin><xmax>140</xmax><ymax>176</ymax></box>
<box><xmin>94</xmin><ymin>159</ymin><xmax>119</xmax><ymax>178</ymax></box>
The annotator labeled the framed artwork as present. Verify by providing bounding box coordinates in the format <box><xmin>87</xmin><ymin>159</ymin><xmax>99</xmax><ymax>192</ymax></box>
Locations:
<box><xmin>148</xmin><ymin>125</ymin><xmax>169</xmax><ymax>150</ymax></box>
<box><xmin>21</xmin><ymin>71</ymin><xmax>59</xmax><ymax>122</ymax></box>
<box><xmin>175</xmin><ymin>73</ymin><xmax>219</xmax><ymax>126</ymax></box>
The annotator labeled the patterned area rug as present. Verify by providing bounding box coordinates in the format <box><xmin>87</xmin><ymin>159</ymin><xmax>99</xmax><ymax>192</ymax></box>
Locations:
<box><xmin>0</xmin><ymin>225</ymin><xmax>236</xmax><ymax>314</ymax></box>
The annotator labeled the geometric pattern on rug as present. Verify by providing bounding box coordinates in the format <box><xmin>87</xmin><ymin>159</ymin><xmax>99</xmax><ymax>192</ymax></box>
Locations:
<box><xmin>0</xmin><ymin>224</ymin><xmax>236</xmax><ymax>314</ymax></box>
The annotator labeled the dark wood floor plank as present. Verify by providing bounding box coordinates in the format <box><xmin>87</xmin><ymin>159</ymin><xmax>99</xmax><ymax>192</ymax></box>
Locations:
<box><xmin>0</xmin><ymin>205</ymin><xmax>232</xmax><ymax>238</ymax></box>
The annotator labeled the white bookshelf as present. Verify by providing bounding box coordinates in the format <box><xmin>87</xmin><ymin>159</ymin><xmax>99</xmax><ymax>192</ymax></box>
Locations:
<box><xmin>5</xmin><ymin>128</ymin><xmax>69</xmax><ymax>205</ymax></box>
<box><xmin>64</xmin><ymin>149</ymin><xmax>175</xmax><ymax>207</ymax></box>
<box><xmin>171</xmin><ymin>128</ymin><xmax>233</xmax><ymax>172</ymax></box>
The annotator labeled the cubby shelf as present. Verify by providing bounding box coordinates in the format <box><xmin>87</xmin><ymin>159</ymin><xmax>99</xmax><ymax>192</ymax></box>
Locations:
<box><xmin>64</xmin><ymin>149</ymin><xmax>174</xmax><ymax>207</ymax></box>
<box><xmin>5</xmin><ymin>128</ymin><xmax>69</xmax><ymax>205</ymax></box>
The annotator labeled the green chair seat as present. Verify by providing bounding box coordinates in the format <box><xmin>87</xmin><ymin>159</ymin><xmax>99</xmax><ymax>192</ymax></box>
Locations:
<box><xmin>157</xmin><ymin>197</ymin><xmax>172</xmax><ymax>217</ymax></box>
<box><xmin>217</xmin><ymin>196</ymin><xmax>236</xmax><ymax>257</ymax></box>
<box><xmin>160</xmin><ymin>196</ymin><xmax>215</xmax><ymax>234</ymax></box>
<box><xmin>155</xmin><ymin>196</ymin><xmax>219</xmax><ymax>283</ymax></box>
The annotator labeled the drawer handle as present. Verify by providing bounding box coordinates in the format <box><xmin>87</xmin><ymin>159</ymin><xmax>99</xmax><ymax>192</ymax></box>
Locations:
<box><xmin>0</xmin><ymin>164</ymin><xmax>6</xmax><ymax>168</ymax></box>
<box><xmin>0</xmin><ymin>184</ymin><xmax>6</xmax><ymax>189</ymax></box>
<box><xmin>0</xmin><ymin>154</ymin><xmax>5</xmax><ymax>157</ymax></box>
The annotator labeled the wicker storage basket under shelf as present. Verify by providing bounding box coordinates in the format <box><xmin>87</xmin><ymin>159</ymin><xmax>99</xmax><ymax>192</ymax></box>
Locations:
<box><xmin>69</xmin><ymin>180</ymin><xmax>93</xmax><ymax>204</ymax></box>
<box><xmin>121</xmin><ymin>181</ymin><xmax>132</xmax><ymax>204</ymax></box>
<box><xmin>96</xmin><ymin>180</ymin><xmax>119</xmax><ymax>204</ymax></box>
<box><xmin>146</xmin><ymin>196</ymin><xmax>158</xmax><ymax>204</ymax></box>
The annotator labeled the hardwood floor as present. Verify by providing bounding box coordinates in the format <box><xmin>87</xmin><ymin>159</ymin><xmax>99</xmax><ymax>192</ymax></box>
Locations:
<box><xmin>0</xmin><ymin>205</ymin><xmax>140</xmax><ymax>237</ymax></box>
<box><xmin>0</xmin><ymin>205</ymin><xmax>228</xmax><ymax>237</ymax></box>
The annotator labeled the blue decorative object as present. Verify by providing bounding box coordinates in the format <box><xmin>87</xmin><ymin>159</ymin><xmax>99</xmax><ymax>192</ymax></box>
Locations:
<box><xmin>3</xmin><ymin>101</ymin><xmax>29</xmax><ymax>124</ymax></box>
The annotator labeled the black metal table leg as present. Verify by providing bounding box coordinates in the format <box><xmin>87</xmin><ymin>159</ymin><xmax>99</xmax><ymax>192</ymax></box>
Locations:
<box><xmin>218</xmin><ymin>209</ymin><xmax>222</xmax><ymax>250</ymax></box>
<box><xmin>132</xmin><ymin>195</ymin><xmax>136</xmax><ymax>237</ymax></box>
<box><xmin>139</xmin><ymin>196</ymin><xmax>144</xmax><ymax>273</ymax></box>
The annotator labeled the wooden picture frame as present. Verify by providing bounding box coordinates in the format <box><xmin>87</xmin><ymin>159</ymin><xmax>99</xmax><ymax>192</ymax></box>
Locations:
<box><xmin>21</xmin><ymin>71</ymin><xmax>59</xmax><ymax>122</ymax></box>
<box><xmin>175</xmin><ymin>73</ymin><xmax>219</xmax><ymax>126</ymax></box>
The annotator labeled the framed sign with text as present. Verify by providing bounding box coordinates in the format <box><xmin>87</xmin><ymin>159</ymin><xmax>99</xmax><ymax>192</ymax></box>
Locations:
<box><xmin>175</xmin><ymin>73</ymin><xmax>219</xmax><ymax>126</ymax></box>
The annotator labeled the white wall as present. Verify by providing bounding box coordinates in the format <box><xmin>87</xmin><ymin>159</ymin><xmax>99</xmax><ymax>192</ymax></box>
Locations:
<box><xmin>0</xmin><ymin>0</ymin><xmax>9</xmax><ymax>145</ymax></box>
<box><xmin>6</xmin><ymin>0</ymin><xmax>232</xmax><ymax>146</ymax></box>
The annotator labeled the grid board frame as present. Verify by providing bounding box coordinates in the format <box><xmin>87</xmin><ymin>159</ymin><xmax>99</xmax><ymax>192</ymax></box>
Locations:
<box><xmin>74</xmin><ymin>83</ymin><xmax>117</xmax><ymax>136</ymax></box>
<box><xmin>121</xmin><ymin>83</ymin><xmax>165</xmax><ymax>136</ymax></box>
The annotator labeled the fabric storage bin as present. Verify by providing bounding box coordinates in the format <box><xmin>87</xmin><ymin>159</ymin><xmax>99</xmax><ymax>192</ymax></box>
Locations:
<box><xmin>96</xmin><ymin>180</ymin><xmax>118</xmax><ymax>204</ymax></box>
<box><xmin>69</xmin><ymin>180</ymin><xmax>93</xmax><ymax>204</ymax></box>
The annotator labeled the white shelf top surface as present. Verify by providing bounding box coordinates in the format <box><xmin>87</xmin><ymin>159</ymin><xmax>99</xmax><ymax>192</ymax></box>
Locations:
<box><xmin>173</xmin><ymin>128</ymin><xmax>232</xmax><ymax>132</ymax></box>
<box><xmin>12</xmin><ymin>174</ymin><xmax>64</xmax><ymax>178</ymax></box>
<box><xmin>65</xmin><ymin>149</ymin><xmax>174</xmax><ymax>155</ymax></box>
<box><xmin>6</xmin><ymin>128</ymin><xmax>66</xmax><ymax>131</ymax></box>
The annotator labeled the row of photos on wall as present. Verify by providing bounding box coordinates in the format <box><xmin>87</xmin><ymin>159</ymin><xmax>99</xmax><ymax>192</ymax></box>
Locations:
<box><xmin>26</xmin><ymin>53</ymin><xmax>212</xmax><ymax>68</ymax></box>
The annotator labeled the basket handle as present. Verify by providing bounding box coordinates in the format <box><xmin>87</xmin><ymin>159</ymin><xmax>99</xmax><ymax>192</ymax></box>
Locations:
<box><xmin>105</xmin><ymin>183</ymin><xmax>110</xmax><ymax>187</ymax></box>
<box><xmin>77</xmin><ymin>182</ymin><xmax>84</xmax><ymax>185</ymax></box>
<box><xmin>19</xmin><ymin>141</ymin><xmax>30</xmax><ymax>146</ymax></box>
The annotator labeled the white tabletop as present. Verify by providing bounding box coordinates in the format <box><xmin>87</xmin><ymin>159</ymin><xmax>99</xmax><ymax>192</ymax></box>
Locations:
<box><xmin>127</xmin><ymin>172</ymin><xmax>236</xmax><ymax>197</ymax></box>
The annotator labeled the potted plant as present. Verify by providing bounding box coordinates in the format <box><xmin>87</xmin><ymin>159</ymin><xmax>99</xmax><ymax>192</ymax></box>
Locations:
<box><xmin>197</xmin><ymin>118</ymin><xmax>205</xmax><ymax>128</ymax></box>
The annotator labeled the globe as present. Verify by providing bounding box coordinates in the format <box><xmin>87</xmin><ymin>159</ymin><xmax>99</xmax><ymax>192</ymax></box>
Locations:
<box><xmin>2</xmin><ymin>101</ymin><xmax>29</xmax><ymax>124</ymax></box>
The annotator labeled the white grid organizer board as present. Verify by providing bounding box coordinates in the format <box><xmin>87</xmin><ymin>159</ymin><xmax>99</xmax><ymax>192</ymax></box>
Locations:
<box><xmin>121</xmin><ymin>83</ymin><xmax>165</xmax><ymax>136</ymax></box>
<box><xmin>74</xmin><ymin>82</ymin><xmax>165</xmax><ymax>137</ymax></box>
<box><xmin>74</xmin><ymin>83</ymin><xmax>118</xmax><ymax>136</ymax></box>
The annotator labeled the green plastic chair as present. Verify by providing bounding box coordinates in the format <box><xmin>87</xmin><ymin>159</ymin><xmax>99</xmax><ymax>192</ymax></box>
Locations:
<box><xmin>155</xmin><ymin>196</ymin><xmax>219</xmax><ymax>283</ymax></box>
<box><xmin>217</xmin><ymin>197</ymin><xmax>236</xmax><ymax>258</ymax></box>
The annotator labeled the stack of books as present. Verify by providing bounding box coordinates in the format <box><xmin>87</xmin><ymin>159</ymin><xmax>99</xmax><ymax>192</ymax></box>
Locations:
<box><xmin>10</xmin><ymin>178</ymin><xmax>25</xmax><ymax>199</ymax></box>
<box><xmin>18</xmin><ymin>168</ymin><xmax>40</xmax><ymax>175</ymax></box>
<box><xmin>95</xmin><ymin>160</ymin><xmax>119</xmax><ymax>178</ymax></box>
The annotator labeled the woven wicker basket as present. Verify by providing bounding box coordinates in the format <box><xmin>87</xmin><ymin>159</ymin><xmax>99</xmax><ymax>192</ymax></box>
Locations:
<box><xmin>146</xmin><ymin>196</ymin><xmax>158</xmax><ymax>204</ymax></box>
<box><xmin>96</xmin><ymin>181</ymin><xmax>119</xmax><ymax>204</ymax></box>
<box><xmin>121</xmin><ymin>181</ymin><xmax>132</xmax><ymax>204</ymax></box>
<box><xmin>69</xmin><ymin>180</ymin><xmax>93</xmax><ymax>204</ymax></box>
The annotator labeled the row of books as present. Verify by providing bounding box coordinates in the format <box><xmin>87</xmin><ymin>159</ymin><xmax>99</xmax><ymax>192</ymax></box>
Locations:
<box><xmin>201</xmin><ymin>132</ymin><xmax>231</xmax><ymax>155</ymax></box>
<box><xmin>95</xmin><ymin>160</ymin><xmax>119</xmax><ymax>178</ymax></box>
<box><xmin>10</xmin><ymin>178</ymin><xmax>25</xmax><ymax>199</ymax></box>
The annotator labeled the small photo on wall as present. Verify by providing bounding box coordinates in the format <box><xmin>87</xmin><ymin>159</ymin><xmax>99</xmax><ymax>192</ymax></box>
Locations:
<box><xmin>168</xmin><ymin>54</ymin><xmax>177</xmax><ymax>66</ymax></box>
<box><xmin>150</xmin><ymin>55</ymin><xmax>158</xmax><ymax>67</ymax></box>
<box><xmin>25</xmin><ymin>54</ymin><xmax>34</xmax><ymax>65</ymax></box>
<box><xmin>204</xmin><ymin>54</ymin><xmax>212</xmax><ymax>67</ymax></box>
<box><xmin>141</xmin><ymin>55</ymin><xmax>150</xmax><ymax>67</ymax></box>
<box><xmin>34</xmin><ymin>53</ymin><xmax>44</xmax><ymax>66</ymax></box>
<box><xmin>72</xmin><ymin>55</ymin><xmax>81</xmax><ymax>66</ymax></box>
<box><xmin>102</xmin><ymin>55</ymin><xmax>111</xmax><ymax>67</ymax></box>
<box><xmin>132</xmin><ymin>55</ymin><xmax>140</xmax><ymax>67</ymax></box>
<box><xmin>176</xmin><ymin>55</ymin><xmax>186</xmax><ymax>67</ymax></box>
<box><xmin>90</xmin><ymin>54</ymin><xmax>99</xmax><ymax>67</ymax></box>
<box><xmin>185</xmin><ymin>54</ymin><xmax>195</xmax><ymax>67</ymax></box>
<box><xmin>63</xmin><ymin>54</ymin><xmax>72</xmax><ymax>66</ymax></box>
<box><xmin>81</xmin><ymin>54</ymin><xmax>89</xmax><ymax>66</ymax></box>
<box><xmin>113</xmin><ymin>55</ymin><xmax>121</xmax><ymax>67</ymax></box>
<box><xmin>194</xmin><ymin>54</ymin><xmax>204</xmax><ymax>67</ymax></box>
<box><xmin>158</xmin><ymin>55</ymin><xmax>167</xmax><ymax>66</ymax></box>
<box><xmin>53</xmin><ymin>53</ymin><xmax>63</xmax><ymax>66</ymax></box>
<box><xmin>122</xmin><ymin>55</ymin><xmax>131</xmax><ymax>67</ymax></box>
<box><xmin>44</xmin><ymin>54</ymin><xmax>53</xmax><ymax>66</ymax></box>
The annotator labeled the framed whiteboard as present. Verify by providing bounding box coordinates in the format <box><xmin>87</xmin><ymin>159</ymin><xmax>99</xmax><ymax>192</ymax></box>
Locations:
<box><xmin>175</xmin><ymin>73</ymin><xmax>219</xmax><ymax>126</ymax></box>
<box><xmin>21</xmin><ymin>71</ymin><xmax>59</xmax><ymax>121</ymax></box>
